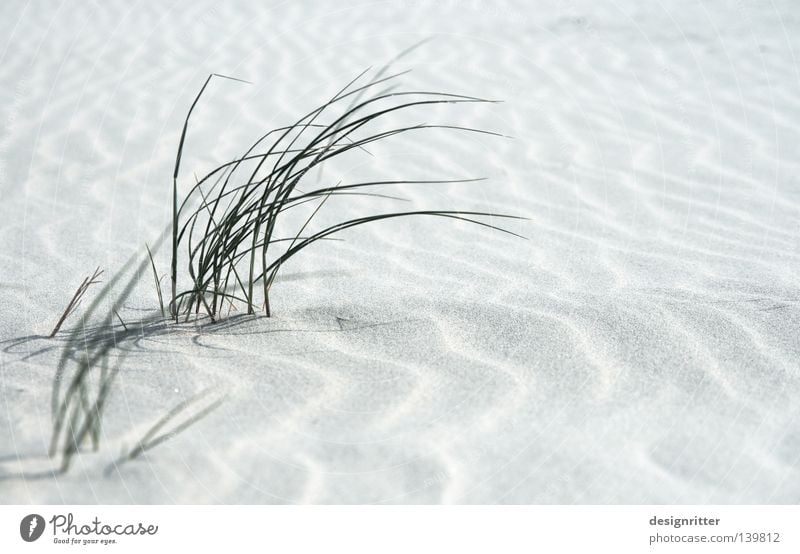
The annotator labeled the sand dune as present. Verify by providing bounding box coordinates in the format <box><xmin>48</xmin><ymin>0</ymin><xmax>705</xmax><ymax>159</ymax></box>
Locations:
<box><xmin>1</xmin><ymin>0</ymin><xmax>799</xmax><ymax>503</ymax></box>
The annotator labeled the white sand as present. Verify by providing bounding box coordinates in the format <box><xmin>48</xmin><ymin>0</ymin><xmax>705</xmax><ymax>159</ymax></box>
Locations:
<box><xmin>1</xmin><ymin>0</ymin><xmax>799</xmax><ymax>503</ymax></box>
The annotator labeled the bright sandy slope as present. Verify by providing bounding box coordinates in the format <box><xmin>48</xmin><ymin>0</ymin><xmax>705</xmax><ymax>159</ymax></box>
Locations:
<box><xmin>1</xmin><ymin>0</ymin><xmax>799</xmax><ymax>503</ymax></box>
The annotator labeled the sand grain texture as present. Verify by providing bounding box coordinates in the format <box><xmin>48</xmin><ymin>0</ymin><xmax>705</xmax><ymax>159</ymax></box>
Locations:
<box><xmin>1</xmin><ymin>0</ymin><xmax>799</xmax><ymax>503</ymax></box>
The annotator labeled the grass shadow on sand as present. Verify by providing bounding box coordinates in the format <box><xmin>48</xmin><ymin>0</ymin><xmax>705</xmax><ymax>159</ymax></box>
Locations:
<box><xmin>1</xmin><ymin>236</ymin><xmax>227</xmax><ymax>479</ymax></box>
<box><xmin>2</xmin><ymin>46</ymin><xmax>524</xmax><ymax>482</ymax></box>
<box><xmin>0</xmin><ymin>255</ymin><xmax>424</xmax><ymax>481</ymax></box>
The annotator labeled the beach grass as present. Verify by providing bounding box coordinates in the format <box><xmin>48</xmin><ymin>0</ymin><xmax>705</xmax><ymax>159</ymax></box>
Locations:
<box><xmin>168</xmin><ymin>70</ymin><xmax>524</xmax><ymax>322</ymax></box>
<box><xmin>49</xmin><ymin>267</ymin><xmax>103</xmax><ymax>337</ymax></box>
<box><xmin>40</xmin><ymin>65</ymin><xmax>525</xmax><ymax>475</ymax></box>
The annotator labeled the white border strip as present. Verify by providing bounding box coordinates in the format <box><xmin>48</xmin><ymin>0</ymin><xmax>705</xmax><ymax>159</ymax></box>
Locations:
<box><xmin>1</xmin><ymin>505</ymin><xmax>797</xmax><ymax>553</ymax></box>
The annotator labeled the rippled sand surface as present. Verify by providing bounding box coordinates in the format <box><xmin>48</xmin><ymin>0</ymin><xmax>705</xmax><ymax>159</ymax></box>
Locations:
<box><xmin>1</xmin><ymin>0</ymin><xmax>799</xmax><ymax>503</ymax></box>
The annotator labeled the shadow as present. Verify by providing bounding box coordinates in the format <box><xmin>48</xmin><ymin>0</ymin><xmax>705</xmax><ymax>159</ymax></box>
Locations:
<box><xmin>3</xmin><ymin>43</ymin><xmax>486</xmax><ymax>485</ymax></box>
<box><xmin>1</xmin><ymin>253</ymin><xmax>418</xmax><ymax>481</ymax></box>
<box><xmin>0</xmin><ymin>453</ymin><xmax>66</xmax><ymax>482</ymax></box>
<box><xmin>272</xmin><ymin>269</ymin><xmax>350</xmax><ymax>283</ymax></box>
<box><xmin>0</xmin><ymin>452</ymin><xmax>45</xmax><ymax>463</ymax></box>
<box><xmin>0</xmin><ymin>467</ymin><xmax>67</xmax><ymax>482</ymax></box>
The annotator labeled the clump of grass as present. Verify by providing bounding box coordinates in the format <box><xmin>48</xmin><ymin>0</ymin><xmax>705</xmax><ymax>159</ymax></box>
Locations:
<box><xmin>145</xmin><ymin>243</ymin><xmax>165</xmax><ymax>317</ymax></box>
<box><xmin>49</xmin><ymin>267</ymin><xmax>103</xmax><ymax>337</ymax></box>
<box><xmin>168</xmin><ymin>70</ymin><xmax>524</xmax><ymax>322</ymax></box>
